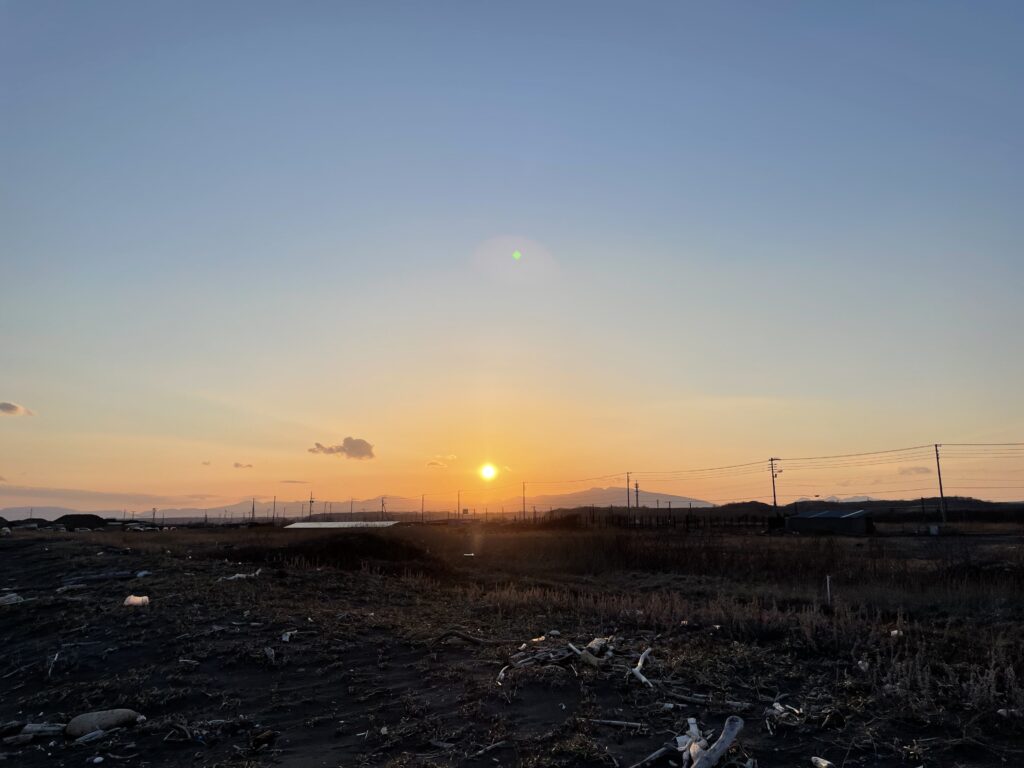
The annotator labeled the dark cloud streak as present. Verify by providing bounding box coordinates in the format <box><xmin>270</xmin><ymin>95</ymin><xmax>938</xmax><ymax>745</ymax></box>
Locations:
<box><xmin>308</xmin><ymin>437</ymin><xmax>375</xmax><ymax>460</ymax></box>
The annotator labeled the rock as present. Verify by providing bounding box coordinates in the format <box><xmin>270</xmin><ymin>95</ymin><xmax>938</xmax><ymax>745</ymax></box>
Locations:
<box><xmin>123</xmin><ymin>595</ymin><xmax>149</xmax><ymax>607</ymax></box>
<box><xmin>1</xmin><ymin>735</ymin><xmax>31</xmax><ymax>747</ymax></box>
<box><xmin>0</xmin><ymin>723</ymin><xmax>23</xmax><ymax>737</ymax></box>
<box><xmin>66</xmin><ymin>710</ymin><xmax>145</xmax><ymax>739</ymax></box>
<box><xmin>0</xmin><ymin>594</ymin><xmax>24</xmax><ymax>607</ymax></box>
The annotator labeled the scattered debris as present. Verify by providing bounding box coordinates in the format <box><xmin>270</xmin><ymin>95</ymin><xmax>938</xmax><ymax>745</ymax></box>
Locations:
<box><xmin>811</xmin><ymin>758</ymin><xmax>836</xmax><ymax>768</ymax></box>
<box><xmin>281</xmin><ymin>630</ymin><xmax>298</xmax><ymax>642</ymax></box>
<box><xmin>218</xmin><ymin>568</ymin><xmax>262</xmax><ymax>582</ymax></box>
<box><xmin>123</xmin><ymin>595</ymin><xmax>149</xmax><ymax>607</ymax></box>
<box><xmin>0</xmin><ymin>594</ymin><xmax>25</xmax><ymax>607</ymax></box>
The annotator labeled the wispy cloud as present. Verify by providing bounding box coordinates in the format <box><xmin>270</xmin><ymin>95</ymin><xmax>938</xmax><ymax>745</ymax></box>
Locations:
<box><xmin>308</xmin><ymin>437</ymin><xmax>375</xmax><ymax>460</ymax></box>
<box><xmin>898</xmin><ymin>465</ymin><xmax>932</xmax><ymax>476</ymax></box>
<box><xmin>0</xmin><ymin>402</ymin><xmax>32</xmax><ymax>416</ymax></box>
<box><xmin>280</xmin><ymin>479</ymin><xmax>308</xmax><ymax>484</ymax></box>
<box><xmin>427</xmin><ymin>453</ymin><xmax>457</xmax><ymax>468</ymax></box>
<box><xmin>0</xmin><ymin>475</ymin><xmax>6</xmax><ymax>483</ymax></box>
<box><xmin>233</xmin><ymin>462</ymin><xmax>253</xmax><ymax>469</ymax></box>
<box><xmin>201</xmin><ymin>461</ymin><xmax>211</xmax><ymax>466</ymax></box>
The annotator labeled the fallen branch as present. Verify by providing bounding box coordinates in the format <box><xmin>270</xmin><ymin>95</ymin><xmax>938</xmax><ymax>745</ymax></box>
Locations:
<box><xmin>587</xmin><ymin>719</ymin><xmax>645</xmax><ymax>729</ymax></box>
<box><xmin>628</xmin><ymin>734</ymin><xmax>693</xmax><ymax>768</ymax></box>
<box><xmin>630</xmin><ymin>648</ymin><xmax>654</xmax><ymax>689</ymax></box>
<box><xmin>432</xmin><ymin>628</ymin><xmax>486</xmax><ymax>646</ymax></box>
<box><xmin>663</xmin><ymin>689</ymin><xmax>754</xmax><ymax>712</ymax></box>
<box><xmin>469</xmin><ymin>740</ymin><xmax>507</xmax><ymax>758</ymax></box>
<box><xmin>691</xmin><ymin>715</ymin><xmax>744</xmax><ymax>768</ymax></box>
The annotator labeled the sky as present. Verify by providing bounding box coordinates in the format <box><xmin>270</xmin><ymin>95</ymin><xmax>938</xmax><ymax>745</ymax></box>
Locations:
<box><xmin>2</xmin><ymin>1</ymin><xmax>1023</xmax><ymax>512</ymax></box>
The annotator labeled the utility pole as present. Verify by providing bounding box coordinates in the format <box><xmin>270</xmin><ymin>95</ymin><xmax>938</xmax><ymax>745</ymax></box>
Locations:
<box><xmin>381</xmin><ymin>496</ymin><xmax>386</xmax><ymax>521</ymax></box>
<box><xmin>421</xmin><ymin>494</ymin><xmax>425</xmax><ymax>523</ymax></box>
<box><xmin>457</xmin><ymin>490</ymin><xmax>461</xmax><ymax>517</ymax></box>
<box><xmin>626</xmin><ymin>472</ymin><xmax>631</xmax><ymax>510</ymax></box>
<box><xmin>273</xmin><ymin>496</ymin><xmax>276</xmax><ymax>524</ymax></box>
<box><xmin>522</xmin><ymin>482</ymin><xmax>526</xmax><ymax>521</ymax></box>
<box><xmin>309</xmin><ymin>492</ymin><xmax>315</xmax><ymax>521</ymax></box>
<box><xmin>769</xmin><ymin>458</ymin><xmax>780</xmax><ymax>510</ymax></box>
<box><xmin>634</xmin><ymin>481</ymin><xmax>639</xmax><ymax>509</ymax></box>
<box><xmin>934</xmin><ymin>444</ymin><xmax>947</xmax><ymax>523</ymax></box>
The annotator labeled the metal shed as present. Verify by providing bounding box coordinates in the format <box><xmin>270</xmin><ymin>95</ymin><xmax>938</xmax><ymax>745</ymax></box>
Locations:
<box><xmin>785</xmin><ymin>509</ymin><xmax>873</xmax><ymax>536</ymax></box>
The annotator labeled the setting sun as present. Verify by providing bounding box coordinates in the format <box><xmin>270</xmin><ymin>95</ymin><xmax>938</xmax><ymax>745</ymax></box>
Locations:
<box><xmin>480</xmin><ymin>463</ymin><xmax>497</xmax><ymax>481</ymax></box>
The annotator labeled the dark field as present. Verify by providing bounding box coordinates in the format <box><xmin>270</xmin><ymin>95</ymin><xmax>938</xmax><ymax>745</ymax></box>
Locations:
<box><xmin>2</xmin><ymin>525</ymin><xmax>1023</xmax><ymax>767</ymax></box>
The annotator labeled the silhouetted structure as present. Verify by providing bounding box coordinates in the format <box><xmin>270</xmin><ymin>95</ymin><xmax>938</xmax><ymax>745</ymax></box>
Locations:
<box><xmin>785</xmin><ymin>509</ymin><xmax>873</xmax><ymax>536</ymax></box>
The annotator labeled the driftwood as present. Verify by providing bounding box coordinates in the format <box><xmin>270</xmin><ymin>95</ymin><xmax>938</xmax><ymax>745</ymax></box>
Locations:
<box><xmin>691</xmin><ymin>715</ymin><xmax>744</xmax><ymax>768</ymax></box>
<box><xmin>629</xmin><ymin>648</ymin><xmax>654</xmax><ymax>688</ymax></box>
<box><xmin>469</xmin><ymin>740</ymin><xmax>507</xmax><ymax>758</ymax></box>
<box><xmin>432</xmin><ymin>629</ymin><xmax>487</xmax><ymax>646</ymax></box>
<box><xmin>663</xmin><ymin>689</ymin><xmax>754</xmax><ymax>712</ymax></box>
<box><xmin>495</xmin><ymin>664</ymin><xmax>510</xmax><ymax>685</ymax></box>
<box><xmin>628</xmin><ymin>734</ymin><xmax>693</xmax><ymax>768</ymax></box>
<box><xmin>567</xmin><ymin>642</ymin><xmax>603</xmax><ymax>668</ymax></box>
<box><xmin>21</xmin><ymin>723</ymin><xmax>66</xmax><ymax>736</ymax></box>
<box><xmin>587</xmin><ymin>719</ymin><xmax>644</xmax><ymax>729</ymax></box>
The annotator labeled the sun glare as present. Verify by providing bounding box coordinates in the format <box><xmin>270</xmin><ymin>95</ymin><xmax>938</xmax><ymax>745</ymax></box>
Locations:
<box><xmin>480</xmin><ymin>463</ymin><xmax>497</xmax><ymax>480</ymax></box>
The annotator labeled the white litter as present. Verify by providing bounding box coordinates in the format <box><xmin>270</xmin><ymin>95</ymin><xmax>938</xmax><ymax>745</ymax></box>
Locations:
<box><xmin>123</xmin><ymin>595</ymin><xmax>149</xmax><ymax>607</ymax></box>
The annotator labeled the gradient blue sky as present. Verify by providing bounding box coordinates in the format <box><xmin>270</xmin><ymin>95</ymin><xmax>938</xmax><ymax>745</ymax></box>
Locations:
<box><xmin>2</xmin><ymin>1</ymin><xmax>1023</xmax><ymax>509</ymax></box>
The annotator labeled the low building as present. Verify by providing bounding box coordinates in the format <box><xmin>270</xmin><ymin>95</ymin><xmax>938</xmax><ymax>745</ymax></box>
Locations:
<box><xmin>785</xmin><ymin>509</ymin><xmax>873</xmax><ymax>535</ymax></box>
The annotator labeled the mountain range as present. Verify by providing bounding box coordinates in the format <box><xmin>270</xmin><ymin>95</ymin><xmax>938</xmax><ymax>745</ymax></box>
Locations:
<box><xmin>0</xmin><ymin>486</ymin><xmax>712</xmax><ymax>521</ymax></box>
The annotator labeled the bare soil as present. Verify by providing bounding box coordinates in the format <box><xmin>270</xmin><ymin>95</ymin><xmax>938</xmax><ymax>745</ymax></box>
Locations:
<box><xmin>1</xmin><ymin>528</ymin><xmax>1022</xmax><ymax>767</ymax></box>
